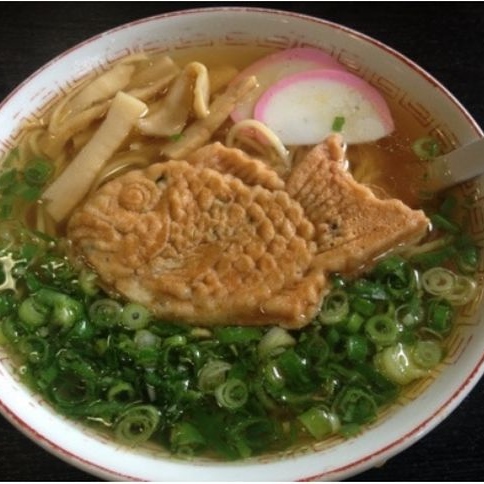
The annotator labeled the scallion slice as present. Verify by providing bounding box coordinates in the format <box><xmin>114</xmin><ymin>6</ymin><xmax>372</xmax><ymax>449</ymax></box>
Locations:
<box><xmin>121</xmin><ymin>303</ymin><xmax>151</xmax><ymax>330</ymax></box>
<box><xmin>346</xmin><ymin>335</ymin><xmax>369</xmax><ymax>362</ymax></box>
<box><xmin>170</xmin><ymin>421</ymin><xmax>206</xmax><ymax>457</ymax></box>
<box><xmin>426</xmin><ymin>298</ymin><xmax>453</xmax><ymax>333</ymax></box>
<box><xmin>318</xmin><ymin>289</ymin><xmax>349</xmax><ymax>324</ymax></box>
<box><xmin>107</xmin><ymin>381</ymin><xmax>136</xmax><ymax>402</ymax></box>
<box><xmin>333</xmin><ymin>386</ymin><xmax>377</xmax><ymax>424</ymax></box>
<box><xmin>18</xmin><ymin>297</ymin><xmax>48</xmax><ymax>327</ymax></box>
<box><xmin>374</xmin><ymin>343</ymin><xmax>427</xmax><ymax>385</ymax></box>
<box><xmin>198</xmin><ymin>360</ymin><xmax>231</xmax><ymax>393</ymax></box>
<box><xmin>298</xmin><ymin>406</ymin><xmax>340</xmax><ymax>439</ymax></box>
<box><xmin>23</xmin><ymin>158</ymin><xmax>54</xmax><ymax>186</ymax></box>
<box><xmin>421</xmin><ymin>267</ymin><xmax>456</xmax><ymax>296</ymax></box>
<box><xmin>18</xmin><ymin>335</ymin><xmax>49</xmax><ymax>364</ymax></box>
<box><xmin>258</xmin><ymin>326</ymin><xmax>296</xmax><ymax>360</ymax></box>
<box><xmin>412</xmin><ymin>136</ymin><xmax>441</xmax><ymax>160</ymax></box>
<box><xmin>365</xmin><ymin>315</ymin><xmax>398</xmax><ymax>346</ymax></box>
<box><xmin>88</xmin><ymin>298</ymin><xmax>123</xmax><ymax>327</ymax></box>
<box><xmin>412</xmin><ymin>340</ymin><xmax>443</xmax><ymax>369</ymax></box>
<box><xmin>445</xmin><ymin>275</ymin><xmax>477</xmax><ymax>306</ymax></box>
<box><xmin>331</xmin><ymin>116</ymin><xmax>345</xmax><ymax>132</ymax></box>
<box><xmin>214</xmin><ymin>378</ymin><xmax>248</xmax><ymax>409</ymax></box>
<box><xmin>114</xmin><ymin>404</ymin><xmax>160</xmax><ymax>444</ymax></box>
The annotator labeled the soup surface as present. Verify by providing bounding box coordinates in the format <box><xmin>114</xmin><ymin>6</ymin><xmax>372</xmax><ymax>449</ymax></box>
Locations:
<box><xmin>0</xmin><ymin>45</ymin><xmax>479</xmax><ymax>460</ymax></box>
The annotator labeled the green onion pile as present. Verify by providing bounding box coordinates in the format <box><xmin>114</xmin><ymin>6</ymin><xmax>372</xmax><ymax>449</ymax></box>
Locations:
<box><xmin>0</xmin><ymin>149</ymin><xmax>53</xmax><ymax>220</ymax></box>
<box><xmin>0</xmin><ymin>190</ymin><xmax>478</xmax><ymax>460</ymax></box>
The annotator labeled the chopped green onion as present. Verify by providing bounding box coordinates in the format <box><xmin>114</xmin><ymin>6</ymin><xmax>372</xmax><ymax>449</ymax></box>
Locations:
<box><xmin>395</xmin><ymin>299</ymin><xmax>424</xmax><ymax>328</ymax></box>
<box><xmin>421</xmin><ymin>267</ymin><xmax>456</xmax><ymax>296</ymax></box>
<box><xmin>275</xmin><ymin>348</ymin><xmax>313</xmax><ymax>393</ymax></box>
<box><xmin>214</xmin><ymin>326</ymin><xmax>262</xmax><ymax>344</ymax></box>
<box><xmin>133</xmin><ymin>329</ymin><xmax>160</xmax><ymax>349</ymax></box>
<box><xmin>297</xmin><ymin>330</ymin><xmax>330</xmax><ymax>367</ymax></box>
<box><xmin>373</xmin><ymin>256</ymin><xmax>417</xmax><ymax>301</ymax></box>
<box><xmin>344</xmin><ymin>312</ymin><xmax>365</xmax><ymax>334</ymax></box>
<box><xmin>50</xmin><ymin>373</ymin><xmax>93</xmax><ymax>408</ymax></box>
<box><xmin>0</xmin><ymin>292</ymin><xmax>15</xmax><ymax>317</ymax></box>
<box><xmin>68</xmin><ymin>319</ymin><xmax>95</xmax><ymax>341</ymax></box>
<box><xmin>262</xmin><ymin>360</ymin><xmax>286</xmax><ymax>391</ymax></box>
<box><xmin>0</xmin><ymin>168</ymin><xmax>18</xmax><ymax>190</ymax></box>
<box><xmin>365</xmin><ymin>315</ymin><xmax>398</xmax><ymax>346</ymax></box>
<box><xmin>412</xmin><ymin>136</ymin><xmax>441</xmax><ymax>160</ymax></box>
<box><xmin>88</xmin><ymin>298</ymin><xmax>123</xmax><ymax>327</ymax></box>
<box><xmin>35</xmin><ymin>365</ymin><xmax>59</xmax><ymax>392</ymax></box>
<box><xmin>114</xmin><ymin>404</ymin><xmax>160</xmax><ymax>444</ymax></box>
<box><xmin>298</xmin><ymin>406</ymin><xmax>340</xmax><ymax>439</ymax></box>
<box><xmin>37</xmin><ymin>255</ymin><xmax>75</xmax><ymax>286</ymax></box>
<box><xmin>78</xmin><ymin>269</ymin><xmax>100</xmax><ymax>296</ymax></box>
<box><xmin>169</xmin><ymin>133</ymin><xmax>184</xmax><ymax>142</ymax></box>
<box><xmin>107</xmin><ymin>381</ymin><xmax>135</xmax><ymax>402</ymax></box>
<box><xmin>0</xmin><ymin>197</ymin><xmax>13</xmax><ymax>219</ymax></box>
<box><xmin>35</xmin><ymin>288</ymin><xmax>83</xmax><ymax>327</ymax></box>
<box><xmin>338</xmin><ymin>422</ymin><xmax>361</xmax><ymax>438</ymax></box>
<box><xmin>411</xmin><ymin>340</ymin><xmax>443</xmax><ymax>369</ymax></box>
<box><xmin>346</xmin><ymin>335</ymin><xmax>369</xmax><ymax>362</ymax></box>
<box><xmin>332</xmin><ymin>116</ymin><xmax>346</xmax><ymax>132</ymax></box>
<box><xmin>257</xmin><ymin>326</ymin><xmax>296</xmax><ymax>360</ymax></box>
<box><xmin>198</xmin><ymin>360</ymin><xmax>231</xmax><ymax>393</ymax></box>
<box><xmin>318</xmin><ymin>289</ymin><xmax>349</xmax><ymax>324</ymax></box>
<box><xmin>351</xmin><ymin>297</ymin><xmax>377</xmax><ymax>317</ymax></box>
<box><xmin>13</xmin><ymin>182</ymin><xmax>41</xmax><ymax>201</ymax></box>
<box><xmin>439</xmin><ymin>195</ymin><xmax>457</xmax><ymax>218</ymax></box>
<box><xmin>426</xmin><ymin>298</ymin><xmax>453</xmax><ymax>333</ymax></box>
<box><xmin>53</xmin><ymin>297</ymin><xmax>83</xmax><ymax>327</ymax></box>
<box><xmin>18</xmin><ymin>297</ymin><xmax>48</xmax><ymax>327</ymax></box>
<box><xmin>333</xmin><ymin>386</ymin><xmax>377</xmax><ymax>424</ymax></box>
<box><xmin>430</xmin><ymin>213</ymin><xmax>460</xmax><ymax>234</ymax></box>
<box><xmin>18</xmin><ymin>335</ymin><xmax>49</xmax><ymax>364</ymax></box>
<box><xmin>170</xmin><ymin>421</ymin><xmax>206</xmax><ymax>456</ymax></box>
<box><xmin>57</xmin><ymin>349</ymin><xmax>96</xmax><ymax>379</ymax></box>
<box><xmin>23</xmin><ymin>158</ymin><xmax>54</xmax><ymax>186</ymax></box>
<box><xmin>231</xmin><ymin>417</ymin><xmax>277</xmax><ymax>457</ymax></box>
<box><xmin>455</xmin><ymin>242</ymin><xmax>479</xmax><ymax>273</ymax></box>
<box><xmin>410</xmin><ymin>244</ymin><xmax>457</xmax><ymax>269</ymax></box>
<box><xmin>18</xmin><ymin>288</ymin><xmax>82</xmax><ymax>327</ymax></box>
<box><xmin>162</xmin><ymin>334</ymin><xmax>186</xmax><ymax>348</ymax></box>
<box><xmin>349</xmin><ymin>279</ymin><xmax>388</xmax><ymax>301</ymax></box>
<box><xmin>214</xmin><ymin>378</ymin><xmax>248</xmax><ymax>409</ymax></box>
<box><xmin>1</xmin><ymin>316</ymin><xmax>23</xmax><ymax>343</ymax></box>
<box><xmin>121</xmin><ymin>303</ymin><xmax>151</xmax><ymax>330</ymax></box>
<box><xmin>444</xmin><ymin>275</ymin><xmax>477</xmax><ymax>306</ymax></box>
<box><xmin>374</xmin><ymin>343</ymin><xmax>427</xmax><ymax>385</ymax></box>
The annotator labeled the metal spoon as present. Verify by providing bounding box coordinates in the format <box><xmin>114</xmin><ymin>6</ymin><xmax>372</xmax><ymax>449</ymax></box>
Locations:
<box><xmin>426</xmin><ymin>137</ymin><xmax>484</xmax><ymax>191</ymax></box>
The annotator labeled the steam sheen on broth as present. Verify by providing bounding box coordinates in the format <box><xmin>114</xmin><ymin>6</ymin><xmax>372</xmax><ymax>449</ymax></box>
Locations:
<box><xmin>0</xmin><ymin>45</ymin><xmax>479</xmax><ymax>460</ymax></box>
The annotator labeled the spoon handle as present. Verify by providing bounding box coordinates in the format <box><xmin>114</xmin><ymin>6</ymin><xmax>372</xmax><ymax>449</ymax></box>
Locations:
<box><xmin>428</xmin><ymin>137</ymin><xmax>484</xmax><ymax>191</ymax></box>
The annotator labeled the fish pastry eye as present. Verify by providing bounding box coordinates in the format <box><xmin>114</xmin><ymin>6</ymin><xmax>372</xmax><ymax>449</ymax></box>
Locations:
<box><xmin>118</xmin><ymin>178</ymin><xmax>161</xmax><ymax>213</ymax></box>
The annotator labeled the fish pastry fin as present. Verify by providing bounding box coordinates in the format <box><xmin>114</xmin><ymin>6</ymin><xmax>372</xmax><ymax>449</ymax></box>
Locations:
<box><xmin>186</xmin><ymin>142</ymin><xmax>285</xmax><ymax>191</ymax></box>
<box><xmin>286</xmin><ymin>134</ymin><xmax>430</xmax><ymax>273</ymax></box>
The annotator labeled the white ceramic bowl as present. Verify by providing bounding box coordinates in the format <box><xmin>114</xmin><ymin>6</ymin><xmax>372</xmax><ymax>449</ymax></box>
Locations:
<box><xmin>0</xmin><ymin>7</ymin><xmax>483</xmax><ymax>481</ymax></box>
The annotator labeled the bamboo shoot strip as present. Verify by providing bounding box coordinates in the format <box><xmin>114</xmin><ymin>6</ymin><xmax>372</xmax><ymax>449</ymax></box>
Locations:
<box><xmin>66</xmin><ymin>64</ymin><xmax>136</xmax><ymax>116</ymax></box>
<box><xmin>42</xmin><ymin>92</ymin><xmax>147</xmax><ymax>222</ymax></box>
<box><xmin>161</xmin><ymin>76</ymin><xmax>258</xmax><ymax>159</ymax></box>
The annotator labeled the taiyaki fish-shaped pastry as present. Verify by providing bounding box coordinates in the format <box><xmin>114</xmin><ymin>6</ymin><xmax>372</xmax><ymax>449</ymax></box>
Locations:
<box><xmin>67</xmin><ymin>135</ymin><xmax>429</xmax><ymax>329</ymax></box>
